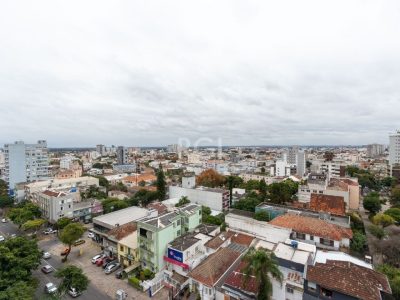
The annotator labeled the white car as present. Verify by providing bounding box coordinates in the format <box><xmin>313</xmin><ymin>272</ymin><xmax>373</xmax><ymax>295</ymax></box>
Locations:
<box><xmin>0</xmin><ymin>236</ymin><xmax>5</xmax><ymax>242</ymax></box>
<box><xmin>91</xmin><ymin>254</ymin><xmax>105</xmax><ymax>264</ymax></box>
<box><xmin>1</xmin><ymin>218</ymin><xmax>7</xmax><ymax>223</ymax></box>
<box><xmin>88</xmin><ymin>232</ymin><xmax>95</xmax><ymax>239</ymax></box>
<box><xmin>43</xmin><ymin>252</ymin><xmax>51</xmax><ymax>259</ymax></box>
<box><xmin>45</xmin><ymin>282</ymin><xmax>57</xmax><ymax>294</ymax></box>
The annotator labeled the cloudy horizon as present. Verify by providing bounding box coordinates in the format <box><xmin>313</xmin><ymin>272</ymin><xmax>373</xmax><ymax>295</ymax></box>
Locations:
<box><xmin>1</xmin><ymin>0</ymin><xmax>400</xmax><ymax>147</ymax></box>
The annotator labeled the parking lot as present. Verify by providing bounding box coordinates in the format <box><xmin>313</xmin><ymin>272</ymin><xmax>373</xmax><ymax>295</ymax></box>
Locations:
<box><xmin>40</xmin><ymin>235</ymin><xmax>169</xmax><ymax>300</ymax></box>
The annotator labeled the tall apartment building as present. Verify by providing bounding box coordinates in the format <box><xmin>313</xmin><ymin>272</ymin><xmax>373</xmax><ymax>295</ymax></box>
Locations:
<box><xmin>36</xmin><ymin>190</ymin><xmax>74</xmax><ymax>223</ymax></box>
<box><xmin>389</xmin><ymin>130</ymin><xmax>400</xmax><ymax>176</ymax></box>
<box><xmin>96</xmin><ymin>144</ymin><xmax>105</xmax><ymax>156</ymax></box>
<box><xmin>4</xmin><ymin>140</ymin><xmax>49</xmax><ymax>194</ymax></box>
<box><xmin>117</xmin><ymin>146</ymin><xmax>128</xmax><ymax>165</ymax></box>
<box><xmin>366</xmin><ymin>143</ymin><xmax>384</xmax><ymax>158</ymax></box>
<box><xmin>285</xmin><ymin>146</ymin><xmax>306</xmax><ymax>177</ymax></box>
<box><xmin>0</xmin><ymin>149</ymin><xmax>5</xmax><ymax>177</ymax></box>
<box><xmin>286</xmin><ymin>146</ymin><xmax>299</xmax><ymax>165</ymax></box>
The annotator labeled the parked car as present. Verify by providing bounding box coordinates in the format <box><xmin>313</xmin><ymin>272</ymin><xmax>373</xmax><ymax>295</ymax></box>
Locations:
<box><xmin>115</xmin><ymin>270</ymin><xmax>124</xmax><ymax>279</ymax></box>
<box><xmin>61</xmin><ymin>248</ymin><xmax>71</xmax><ymax>256</ymax></box>
<box><xmin>87</xmin><ymin>232</ymin><xmax>95</xmax><ymax>239</ymax></box>
<box><xmin>91</xmin><ymin>253</ymin><xmax>105</xmax><ymax>264</ymax></box>
<box><xmin>68</xmin><ymin>287</ymin><xmax>82</xmax><ymax>298</ymax></box>
<box><xmin>43</xmin><ymin>228</ymin><xmax>56</xmax><ymax>235</ymax></box>
<box><xmin>73</xmin><ymin>239</ymin><xmax>85</xmax><ymax>246</ymax></box>
<box><xmin>41</xmin><ymin>265</ymin><xmax>53</xmax><ymax>274</ymax></box>
<box><xmin>45</xmin><ymin>282</ymin><xmax>57</xmax><ymax>294</ymax></box>
<box><xmin>95</xmin><ymin>257</ymin><xmax>108</xmax><ymax>266</ymax></box>
<box><xmin>0</xmin><ymin>236</ymin><xmax>5</xmax><ymax>242</ymax></box>
<box><xmin>103</xmin><ymin>259</ymin><xmax>118</xmax><ymax>269</ymax></box>
<box><xmin>1</xmin><ymin>218</ymin><xmax>7</xmax><ymax>223</ymax></box>
<box><xmin>9</xmin><ymin>233</ymin><xmax>16</xmax><ymax>238</ymax></box>
<box><xmin>104</xmin><ymin>262</ymin><xmax>121</xmax><ymax>274</ymax></box>
<box><xmin>43</xmin><ymin>252</ymin><xmax>52</xmax><ymax>259</ymax></box>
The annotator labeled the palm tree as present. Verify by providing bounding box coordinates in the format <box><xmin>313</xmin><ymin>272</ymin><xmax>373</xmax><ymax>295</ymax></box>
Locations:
<box><xmin>242</xmin><ymin>247</ymin><xmax>283</xmax><ymax>300</ymax></box>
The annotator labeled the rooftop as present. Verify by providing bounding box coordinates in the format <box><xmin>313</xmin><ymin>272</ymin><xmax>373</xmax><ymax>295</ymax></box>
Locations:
<box><xmin>93</xmin><ymin>206</ymin><xmax>150</xmax><ymax>228</ymax></box>
<box><xmin>169</xmin><ymin>232</ymin><xmax>201</xmax><ymax>251</ymax></box>
<box><xmin>107</xmin><ymin>222</ymin><xmax>137</xmax><ymax>241</ymax></box>
<box><xmin>143</xmin><ymin>211</ymin><xmax>180</xmax><ymax>228</ymax></box>
<box><xmin>309</xmin><ymin>193</ymin><xmax>346</xmax><ymax>216</ymax></box>
<box><xmin>41</xmin><ymin>190</ymin><xmax>67</xmax><ymax>197</ymax></box>
<box><xmin>204</xmin><ymin>231</ymin><xmax>235</xmax><ymax>250</ymax></box>
<box><xmin>269</xmin><ymin>214</ymin><xmax>353</xmax><ymax>241</ymax></box>
<box><xmin>314</xmin><ymin>250</ymin><xmax>372</xmax><ymax>269</ymax></box>
<box><xmin>188</xmin><ymin>247</ymin><xmax>241</xmax><ymax>287</ymax></box>
<box><xmin>307</xmin><ymin>260</ymin><xmax>391</xmax><ymax>300</ymax></box>
<box><xmin>222</xmin><ymin>260</ymin><xmax>258</xmax><ymax>296</ymax></box>
<box><xmin>273</xmin><ymin>242</ymin><xmax>313</xmax><ymax>265</ymax></box>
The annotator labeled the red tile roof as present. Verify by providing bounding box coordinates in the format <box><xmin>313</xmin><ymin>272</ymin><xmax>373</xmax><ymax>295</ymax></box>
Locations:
<box><xmin>223</xmin><ymin>261</ymin><xmax>258</xmax><ymax>295</ymax></box>
<box><xmin>230</xmin><ymin>232</ymin><xmax>254</xmax><ymax>247</ymax></box>
<box><xmin>147</xmin><ymin>202</ymin><xmax>168</xmax><ymax>215</ymax></box>
<box><xmin>269</xmin><ymin>214</ymin><xmax>353</xmax><ymax>241</ymax></box>
<box><xmin>107</xmin><ymin>222</ymin><xmax>137</xmax><ymax>241</ymax></box>
<box><xmin>307</xmin><ymin>260</ymin><xmax>391</xmax><ymax>300</ymax></box>
<box><xmin>309</xmin><ymin>193</ymin><xmax>346</xmax><ymax>216</ymax></box>
<box><xmin>188</xmin><ymin>247</ymin><xmax>241</xmax><ymax>287</ymax></box>
<box><xmin>204</xmin><ymin>231</ymin><xmax>235</xmax><ymax>250</ymax></box>
<box><xmin>42</xmin><ymin>190</ymin><xmax>66</xmax><ymax>197</ymax></box>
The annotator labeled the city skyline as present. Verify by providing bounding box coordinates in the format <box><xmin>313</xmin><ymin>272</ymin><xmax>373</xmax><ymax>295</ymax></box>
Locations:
<box><xmin>1</xmin><ymin>1</ymin><xmax>400</xmax><ymax>146</ymax></box>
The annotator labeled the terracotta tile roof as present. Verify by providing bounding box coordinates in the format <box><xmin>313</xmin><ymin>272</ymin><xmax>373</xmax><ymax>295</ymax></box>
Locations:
<box><xmin>188</xmin><ymin>247</ymin><xmax>241</xmax><ymax>287</ymax></box>
<box><xmin>269</xmin><ymin>214</ymin><xmax>353</xmax><ymax>241</ymax></box>
<box><xmin>204</xmin><ymin>231</ymin><xmax>235</xmax><ymax>250</ymax></box>
<box><xmin>309</xmin><ymin>193</ymin><xmax>346</xmax><ymax>216</ymax></box>
<box><xmin>123</xmin><ymin>174</ymin><xmax>156</xmax><ymax>183</ymax></box>
<box><xmin>147</xmin><ymin>202</ymin><xmax>168</xmax><ymax>215</ymax></box>
<box><xmin>223</xmin><ymin>261</ymin><xmax>258</xmax><ymax>295</ymax></box>
<box><xmin>327</xmin><ymin>178</ymin><xmax>349</xmax><ymax>191</ymax></box>
<box><xmin>230</xmin><ymin>232</ymin><xmax>254</xmax><ymax>247</ymax></box>
<box><xmin>107</xmin><ymin>222</ymin><xmax>137</xmax><ymax>241</ymax></box>
<box><xmin>307</xmin><ymin>260</ymin><xmax>391</xmax><ymax>300</ymax></box>
<box><xmin>341</xmin><ymin>178</ymin><xmax>359</xmax><ymax>186</ymax></box>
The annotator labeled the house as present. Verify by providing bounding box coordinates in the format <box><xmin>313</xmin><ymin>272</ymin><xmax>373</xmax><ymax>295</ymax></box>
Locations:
<box><xmin>188</xmin><ymin>247</ymin><xmax>242</xmax><ymax>300</ymax></box>
<box><xmin>309</xmin><ymin>193</ymin><xmax>346</xmax><ymax>216</ymax></box>
<box><xmin>35</xmin><ymin>190</ymin><xmax>75</xmax><ymax>223</ymax></box>
<box><xmin>304</xmin><ymin>260</ymin><xmax>392</xmax><ymax>300</ymax></box>
<box><xmin>269</xmin><ymin>214</ymin><xmax>353</xmax><ymax>250</ymax></box>
<box><xmin>122</xmin><ymin>173</ymin><xmax>157</xmax><ymax>187</ymax></box>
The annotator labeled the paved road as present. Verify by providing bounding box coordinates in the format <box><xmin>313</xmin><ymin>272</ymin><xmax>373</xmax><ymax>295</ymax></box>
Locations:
<box><xmin>0</xmin><ymin>221</ymin><xmax>111</xmax><ymax>300</ymax></box>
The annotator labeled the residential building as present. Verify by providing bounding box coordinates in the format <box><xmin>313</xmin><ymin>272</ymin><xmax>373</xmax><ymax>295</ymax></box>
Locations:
<box><xmin>188</xmin><ymin>247</ymin><xmax>242</xmax><ymax>300</ymax></box>
<box><xmin>72</xmin><ymin>199</ymin><xmax>103</xmax><ymax>222</ymax></box>
<box><xmin>0</xmin><ymin>149</ymin><xmax>5</xmax><ymax>177</ymax></box>
<box><xmin>92</xmin><ymin>206</ymin><xmax>157</xmax><ymax>257</ymax></box>
<box><xmin>389</xmin><ymin>130</ymin><xmax>400</xmax><ymax>176</ymax></box>
<box><xmin>269</xmin><ymin>214</ymin><xmax>353</xmax><ymax>250</ymax></box>
<box><xmin>309</xmin><ymin>194</ymin><xmax>346</xmax><ymax>216</ymax></box>
<box><xmin>108</xmin><ymin>222</ymin><xmax>140</xmax><ymax>268</ymax></box>
<box><xmin>274</xmin><ymin>159</ymin><xmax>291</xmax><ymax>177</ymax></box>
<box><xmin>4</xmin><ymin>140</ymin><xmax>49</xmax><ymax>194</ymax></box>
<box><xmin>366</xmin><ymin>143</ymin><xmax>385</xmax><ymax>158</ymax></box>
<box><xmin>117</xmin><ymin>146</ymin><xmax>128</xmax><ymax>165</ymax></box>
<box><xmin>36</xmin><ymin>190</ymin><xmax>75</xmax><ymax>223</ymax></box>
<box><xmin>96</xmin><ymin>144</ymin><xmax>105</xmax><ymax>156</ymax></box>
<box><xmin>169</xmin><ymin>174</ymin><xmax>230</xmax><ymax>211</ymax></box>
<box><xmin>297</xmin><ymin>150</ymin><xmax>306</xmax><ymax>177</ymax></box>
<box><xmin>122</xmin><ymin>173</ymin><xmax>156</xmax><ymax>187</ymax></box>
<box><xmin>304</xmin><ymin>260</ymin><xmax>392</xmax><ymax>300</ymax></box>
<box><xmin>137</xmin><ymin>204</ymin><xmax>202</xmax><ymax>272</ymax></box>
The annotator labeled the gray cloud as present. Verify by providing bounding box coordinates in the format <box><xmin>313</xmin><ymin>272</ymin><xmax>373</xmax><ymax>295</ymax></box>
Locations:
<box><xmin>0</xmin><ymin>0</ymin><xmax>400</xmax><ymax>147</ymax></box>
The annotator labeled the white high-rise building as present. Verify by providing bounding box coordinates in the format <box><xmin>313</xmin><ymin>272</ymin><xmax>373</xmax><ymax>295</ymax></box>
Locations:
<box><xmin>389</xmin><ymin>130</ymin><xmax>400</xmax><ymax>175</ymax></box>
<box><xmin>116</xmin><ymin>146</ymin><xmax>128</xmax><ymax>165</ymax></box>
<box><xmin>4</xmin><ymin>140</ymin><xmax>49</xmax><ymax>194</ymax></box>
<box><xmin>367</xmin><ymin>144</ymin><xmax>384</xmax><ymax>158</ymax></box>
<box><xmin>297</xmin><ymin>150</ymin><xmax>306</xmax><ymax>177</ymax></box>
<box><xmin>286</xmin><ymin>146</ymin><xmax>299</xmax><ymax>165</ymax></box>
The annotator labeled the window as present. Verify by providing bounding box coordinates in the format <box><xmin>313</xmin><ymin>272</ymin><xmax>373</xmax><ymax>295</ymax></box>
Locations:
<box><xmin>321</xmin><ymin>288</ymin><xmax>333</xmax><ymax>298</ymax></box>
<box><xmin>286</xmin><ymin>286</ymin><xmax>294</xmax><ymax>294</ymax></box>
<box><xmin>177</xmin><ymin>219</ymin><xmax>181</xmax><ymax>226</ymax></box>
<box><xmin>296</xmin><ymin>232</ymin><xmax>306</xmax><ymax>240</ymax></box>
<box><xmin>177</xmin><ymin>230</ymin><xmax>181</xmax><ymax>236</ymax></box>
<box><xmin>310</xmin><ymin>235</ymin><xmax>314</xmax><ymax>241</ymax></box>
<box><xmin>120</xmin><ymin>245</ymin><xmax>124</xmax><ymax>251</ymax></box>
<box><xmin>308</xmin><ymin>281</ymin><xmax>317</xmax><ymax>292</ymax></box>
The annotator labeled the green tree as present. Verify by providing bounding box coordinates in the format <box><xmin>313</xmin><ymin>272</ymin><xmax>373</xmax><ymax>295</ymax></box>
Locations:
<box><xmin>0</xmin><ymin>281</ymin><xmax>36</xmax><ymax>300</ymax></box>
<box><xmin>259</xmin><ymin>179</ymin><xmax>267</xmax><ymax>200</ymax></box>
<box><xmin>0</xmin><ymin>237</ymin><xmax>41</xmax><ymax>297</ymax></box>
<box><xmin>384</xmin><ymin>208</ymin><xmax>400</xmax><ymax>223</ymax></box>
<box><xmin>242</xmin><ymin>248</ymin><xmax>283</xmax><ymax>300</ymax></box>
<box><xmin>391</xmin><ymin>188</ymin><xmax>400</xmax><ymax>207</ymax></box>
<box><xmin>233</xmin><ymin>195</ymin><xmax>262</xmax><ymax>212</ymax></box>
<box><xmin>92</xmin><ymin>162</ymin><xmax>104</xmax><ymax>169</ymax></box>
<box><xmin>0</xmin><ymin>179</ymin><xmax>8</xmax><ymax>197</ymax></box>
<box><xmin>59</xmin><ymin>223</ymin><xmax>85</xmax><ymax>261</ymax></box>
<box><xmin>56</xmin><ymin>217</ymin><xmax>72</xmax><ymax>230</ymax></box>
<box><xmin>55</xmin><ymin>265</ymin><xmax>89</xmax><ymax>296</ymax></box>
<box><xmin>368</xmin><ymin>225</ymin><xmax>386</xmax><ymax>239</ymax></box>
<box><xmin>101</xmin><ymin>198</ymin><xmax>128</xmax><ymax>214</ymax></box>
<box><xmin>156</xmin><ymin>164</ymin><xmax>166</xmax><ymax>200</ymax></box>
<box><xmin>254</xmin><ymin>210</ymin><xmax>270</xmax><ymax>221</ymax></box>
<box><xmin>7</xmin><ymin>202</ymin><xmax>41</xmax><ymax>228</ymax></box>
<box><xmin>21</xmin><ymin>218</ymin><xmax>46</xmax><ymax>231</ymax></box>
<box><xmin>226</xmin><ymin>175</ymin><xmax>244</xmax><ymax>206</ymax></box>
<box><xmin>381</xmin><ymin>177</ymin><xmax>396</xmax><ymax>188</ymax></box>
<box><xmin>363</xmin><ymin>192</ymin><xmax>381</xmax><ymax>214</ymax></box>
<box><xmin>372</xmin><ymin>213</ymin><xmax>395</xmax><ymax>227</ymax></box>
<box><xmin>350</xmin><ymin>231</ymin><xmax>367</xmax><ymax>254</ymax></box>
<box><xmin>0</xmin><ymin>195</ymin><xmax>13</xmax><ymax>208</ymax></box>
<box><xmin>268</xmin><ymin>181</ymin><xmax>295</xmax><ymax>204</ymax></box>
<box><xmin>376</xmin><ymin>264</ymin><xmax>400</xmax><ymax>299</ymax></box>
<box><xmin>95</xmin><ymin>176</ymin><xmax>109</xmax><ymax>188</ymax></box>
<box><xmin>175</xmin><ymin>196</ymin><xmax>190</xmax><ymax>207</ymax></box>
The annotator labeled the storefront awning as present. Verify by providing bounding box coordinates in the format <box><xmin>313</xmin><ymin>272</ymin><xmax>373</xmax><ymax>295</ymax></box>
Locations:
<box><xmin>123</xmin><ymin>261</ymin><xmax>141</xmax><ymax>274</ymax></box>
<box><xmin>163</xmin><ymin>256</ymin><xmax>189</xmax><ymax>269</ymax></box>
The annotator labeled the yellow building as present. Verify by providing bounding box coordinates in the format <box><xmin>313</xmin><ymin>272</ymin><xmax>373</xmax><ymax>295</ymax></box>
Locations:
<box><xmin>107</xmin><ymin>222</ymin><xmax>139</xmax><ymax>267</ymax></box>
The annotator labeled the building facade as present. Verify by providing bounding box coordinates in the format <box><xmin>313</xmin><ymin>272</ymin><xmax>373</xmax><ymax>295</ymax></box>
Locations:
<box><xmin>4</xmin><ymin>140</ymin><xmax>49</xmax><ymax>194</ymax></box>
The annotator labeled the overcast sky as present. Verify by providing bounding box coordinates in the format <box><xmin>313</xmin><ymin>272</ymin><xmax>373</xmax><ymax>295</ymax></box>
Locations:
<box><xmin>1</xmin><ymin>0</ymin><xmax>400</xmax><ymax>147</ymax></box>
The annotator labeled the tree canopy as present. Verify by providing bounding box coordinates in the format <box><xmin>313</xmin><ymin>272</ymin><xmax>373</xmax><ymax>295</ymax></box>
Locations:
<box><xmin>7</xmin><ymin>202</ymin><xmax>42</xmax><ymax>228</ymax></box>
<box><xmin>59</xmin><ymin>223</ymin><xmax>85</xmax><ymax>261</ymax></box>
<box><xmin>156</xmin><ymin>164</ymin><xmax>166</xmax><ymax>200</ymax></box>
<box><xmin>0</xmin><ymin>237</ymin><xmax>42</xmax><ymax>299</ymax></box>
<box><xmin>363</xmin><ymin>192</ymin><xmax>381</xmax><ymax>214</ymax></box>
<box><xmin>101</xmin><ymin>198</ymin><xmax>129</xmax><ymax>214</ymax></box>
<box><xmin>196</xmin><ymin>169</ymin><xmax>225</xmax><ymax>188</ymax></box>
<box><xmin>55</xmin><ymin>265</ymin><xmax>89</xmax><ymax>296</ymax></box>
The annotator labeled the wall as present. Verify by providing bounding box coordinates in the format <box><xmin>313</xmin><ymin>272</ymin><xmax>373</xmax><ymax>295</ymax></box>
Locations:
<box><xmin>225</xmin><ymin>213</ymin><xmax>291</xmax><ymax>243</ymax></box>
<box><xmin>169</xmin><ymin>186</ymin><xmax>224</xmax><ymax>211</ymax></box>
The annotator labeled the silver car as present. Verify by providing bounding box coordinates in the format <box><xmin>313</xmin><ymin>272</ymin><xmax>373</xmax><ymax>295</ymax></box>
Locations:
<box><xmin>45</xmin><ymin>282</ymin><xmax>57</xmax><ymax>294</ymax></box>
<box><xmin>104</xmin><ymin>262</ymin><xmax>120</xmax><ymax>274</ymax></box>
